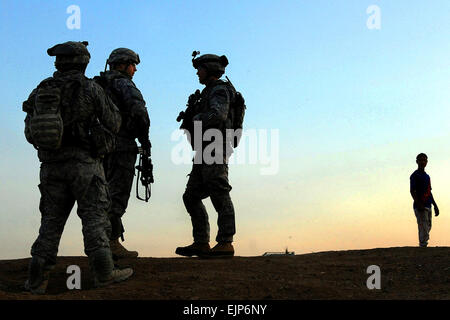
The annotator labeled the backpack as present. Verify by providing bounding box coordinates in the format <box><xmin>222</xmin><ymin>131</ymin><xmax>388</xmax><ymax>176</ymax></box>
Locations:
<box><xmin>94</xmin><ymin>72</ymin><xmax>137</xmax><ymax>137</ymax></box>
<box><xmin>27</xmin><ymin>77</ymin><xmax>82</xmax><ymax>150</ymax></box>
<box><xmin>28</xmin><ymin>78</ymin><xmax>65</xmax><ymax>150</ymax></box>
<box><xmin>225</xmin><ymin>78</ymin><xmax>246</xmax><ymax>148</ymax></box>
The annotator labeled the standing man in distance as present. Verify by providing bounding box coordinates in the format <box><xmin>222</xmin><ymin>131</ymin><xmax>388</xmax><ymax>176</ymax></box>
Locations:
<box><xmin>175</xmin><ymin>53</ymin><xmax>238</xmax><ymax>258</ymax></box>
<box><xmin>22</xmin><ymin>41</ymin><xmax>133</xmax><ymax>293</ymax></box>
<box><xmin>410</xmin><ymin>153</ymin><xmax>440</xmax><ymax>247</ymax></box>
<box><xmin>95</xmin><ymin>48</ymin><xmax>151</xmax><ymax>259</ymax></box>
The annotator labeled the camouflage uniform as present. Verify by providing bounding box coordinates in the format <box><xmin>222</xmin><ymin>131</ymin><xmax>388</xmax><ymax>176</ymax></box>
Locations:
<box><xmin>95</xmin><ymin>48</ymin><xmax>150</xmax><ymax>244</ymax></box>
<box><xmin>23</xmin><ymin>41</ymin><xmax>132</xmax><ymax>293</ymax></box>
<box><xmin>181</xmin><ymin>54</ymin><xmax>236</xmax><ymax>247</ymax></box>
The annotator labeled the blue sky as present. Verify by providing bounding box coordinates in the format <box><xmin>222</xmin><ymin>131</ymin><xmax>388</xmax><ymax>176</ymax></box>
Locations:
<box><xmin>0</xmin><ymin>1</ymin><xmax>449</xmax><ymax>259</ymax></box>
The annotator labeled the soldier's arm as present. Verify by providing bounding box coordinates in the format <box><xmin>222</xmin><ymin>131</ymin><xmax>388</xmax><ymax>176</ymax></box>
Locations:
<box><xmin>91</xmin><ymin>81</ymin><xmax>122</xmax><ymax>134</ymax></box>
<box><xmin>116</xmin><ymin>79</ymin><xmax>151</xmax><ymax>149</ymax></box>
<box><xmin>197</xmin><ymin>86</ymin><xmax>230</xmax><ymax>129</ymax></box>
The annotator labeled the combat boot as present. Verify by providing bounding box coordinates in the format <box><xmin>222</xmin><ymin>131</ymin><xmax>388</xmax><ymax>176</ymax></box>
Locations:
<box><xmin>208</xmin><ymin>242</ymin><xmax>234</xmax><ymax>258</ymax></box>
<box><xmin>24</xmin><ymin>256</ymin><xmax>54</xmax><ymax>294</ymax></box>
<box><xmin>90</xmin><ymin>248</ymin><xmax>133</xmax><ymax>288</ymax></box>
<box><xmin>110</xmin><ymin>239</ymin><xmax>138</xmax><ymax>259</ymax></box>
<box><xmin>175</xmin><ymin>242</ymin><xmax>210</xmax><ymax>257</ymax></box>
<box><xmin>94</xmin><ymin>267</ymin><xmax>134</xmax><ymax>288</ymax></box>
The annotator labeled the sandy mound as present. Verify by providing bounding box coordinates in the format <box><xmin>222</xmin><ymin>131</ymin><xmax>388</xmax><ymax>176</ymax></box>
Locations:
<box><xmin>1</xmin><ymin>247</ymin><xmax>449</xmax><ymax>300</ymax></box>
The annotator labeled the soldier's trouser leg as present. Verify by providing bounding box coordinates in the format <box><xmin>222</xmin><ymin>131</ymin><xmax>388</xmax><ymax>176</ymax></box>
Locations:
<box><xmin>31</xmin><ymin>163</ymin><xmax>75</xmax><ymax>265</ymax></box>
<box><xmin>74</xmin><ymin>160</ymin><xmax>112</xmax><ymax>256</ymax></box>
<box><xmin>211</xmin><ymin>192</ymin><xmax>235</xmax><ymax>243</ymax></box>
<box><xmin>183</xmin><ymin>193</ymin><xmax>210</xmax><ymax>243</ymax></box>
<box><xmin>104</xmin><ymin>151</ymin><xmax>137</xmax><ymax>240</ymax></box>
<box><xmin>203</xmin><ymin>164</ymin><xmax>235</xmax><ymax>243</ymax></box>
<box><xmin>26</xmin><ymin>255</ymin><xmax>54</xmax><ymax>293</ymax></box>
<box><xmin>414</xmin><ymin>207</ymin><xmax>432</xmax><ymax>247</ymax></box>
<box><xmin>88</xmin><ymin>248</ymin><xmax>114</xmax><ymax>282</ymax></box>
<box><xmin>77</xmin><ymin>163</ymin><xmax>117</xmax><ymax>281</ymax></box>
<box><xmin>183</xmin><ymin>164</ymin><xmax>210</xmax><ymax>243</ymax></box>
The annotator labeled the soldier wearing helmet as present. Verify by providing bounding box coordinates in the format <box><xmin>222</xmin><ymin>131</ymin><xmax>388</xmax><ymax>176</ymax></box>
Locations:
<box><xmin>175</xmin><ymin>52</ymin><xmax>237</xmax><ymax>259</ymax></box>
<box><xmin>106</xmin><ymin>48</ymin><xmax>140</xmax><ymax>79</ymax></box>
<box><xmin>22</xmin><ymin>41</ymin><xmax>133</xmax><ymax>293</ymax></box>
<box><xmin>94</xmin><ymin>48</ymin><xmax>151</xmax><ymax>259</ymax></box>
<box><xmin>49</xmin><ymin>40</ymin><xmax>91</xmax><ymax>71</ymax></box>
<box><xmin>192</xmin><ymin>53</ymin><xmax>229</xmax><ymax>81</ymax></box>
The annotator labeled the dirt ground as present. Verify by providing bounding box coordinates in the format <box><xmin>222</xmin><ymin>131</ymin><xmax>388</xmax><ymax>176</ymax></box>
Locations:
<box><xmin>1</xmin><ymin>246</ymin><xmax>449</xmax><ymax>300</ymax></box>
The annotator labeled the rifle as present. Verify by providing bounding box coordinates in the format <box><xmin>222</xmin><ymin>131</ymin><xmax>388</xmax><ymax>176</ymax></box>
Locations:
<box><xmin>176</xmin><ymin>89</ymin><xmax>201</xmax><ymax>125</ymax></box>
<box><xmin>176</xmin><ymin>89</ymin><xmax>201</xmax><ymax>150</ymax></box>
<box><xmin>176</xmin><ymin>51</ymin><xmax>202</xmax><ymax>133</ymax></box>
<box><xmin>135</xmin><ymin>146</ymin><xmax>154</xmax><ymax>202</ymax></box>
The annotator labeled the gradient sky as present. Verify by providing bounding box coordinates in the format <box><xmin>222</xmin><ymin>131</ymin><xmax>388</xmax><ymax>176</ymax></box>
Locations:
<box><xmin>0</xmin><ymin>0</ymin><xmax>449</xmax><ymax>259</ymax></box>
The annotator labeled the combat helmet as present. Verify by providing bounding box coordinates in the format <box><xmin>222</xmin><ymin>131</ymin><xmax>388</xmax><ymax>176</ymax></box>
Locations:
<box><xmin>47</xmin><ymin>41</ymin><xmax>90</xmax><ymax>64</ymax></box>
<box><xmin>192</xmin><ymin>51</ymin><xmax>229</xmax><ymax>76</ymax></box>
<box><xmin>107</xmin><ymin>48</ymin><xmax>140</xmax><ymax>66</ymax></box>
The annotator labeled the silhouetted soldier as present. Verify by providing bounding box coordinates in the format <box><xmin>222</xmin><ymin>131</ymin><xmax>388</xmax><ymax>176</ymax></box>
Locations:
<box><xmin>410</xmin><ymin>153</ymin><xmax>440</xmax><ymax>247</ymax></box>
<box><xmin>22</xmin><ymin>41</ymin><xmax>133</xmax><ymax>294</ymax></box>
<box><xmin>176</xmin><ymin>53</ymin><xmax>239</xmax><ymax>258</ymax></box>
<box><xmin>95</xmin><ymin>48</ymin><xmax>151</xmax><ymax>259</ymax></box>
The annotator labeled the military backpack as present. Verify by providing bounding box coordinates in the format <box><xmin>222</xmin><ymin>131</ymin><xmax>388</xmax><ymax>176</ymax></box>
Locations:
<box><xmin>27</xmin><ymin>78</ymin><xmax>69</xmax><ymax>150</ymax></box>
<box><xmin>225</xmin><ymin>78</ymin><xmax>246</xmax><ymax>148</ymax></box>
